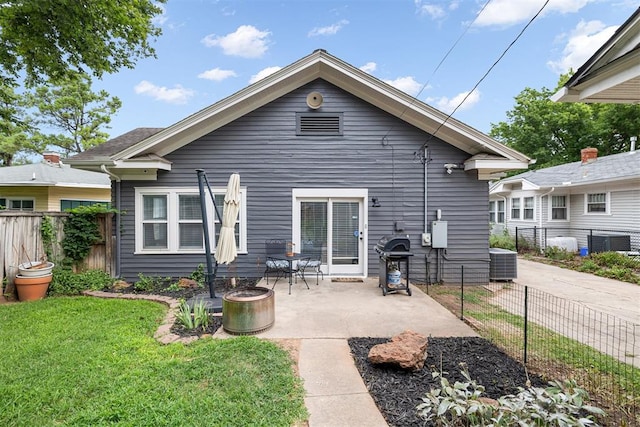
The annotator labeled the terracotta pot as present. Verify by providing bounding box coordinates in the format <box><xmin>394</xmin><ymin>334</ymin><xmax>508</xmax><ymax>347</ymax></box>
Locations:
<box><xmin>14</xmin><ymin>273</ymin><xmax>53</xmax><ymax>301</ymax></box>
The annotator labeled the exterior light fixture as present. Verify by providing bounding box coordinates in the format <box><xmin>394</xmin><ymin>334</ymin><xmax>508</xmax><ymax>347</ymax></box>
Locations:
<box><xmin>371</xmin><ymin>197</ymin><xmax>381</xmax><ymax>208</ymax></box>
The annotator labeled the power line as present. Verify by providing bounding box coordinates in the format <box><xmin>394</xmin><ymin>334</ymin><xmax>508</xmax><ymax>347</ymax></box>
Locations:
<box><xmin>423</xmin><ymin>0</ymin><xmax>551</xmax><ymax>153</ymax></box>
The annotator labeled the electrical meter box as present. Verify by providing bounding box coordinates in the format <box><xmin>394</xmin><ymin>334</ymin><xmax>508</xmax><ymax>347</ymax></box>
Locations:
<box><xmin>432</xmin><ymin>221</ymin><xmax>448</xmax><ymax>248</ymax></box>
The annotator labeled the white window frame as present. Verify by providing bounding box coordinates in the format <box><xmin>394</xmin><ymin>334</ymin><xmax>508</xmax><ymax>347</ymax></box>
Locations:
<box><xmin>510</xmin><ymin>197</ymin><xmax>521</xmax><ymax>220</ymax></box>
<box><xmin>489</xmin><ymin>200</ymin><xmax>505</xmax><ymax>224</ymax></box>
<box><xmin>585</xmin><ymin>192</ymin><xmax>609</xmax><ymax>215</ymax></box>
<box><xmin>549</xmin><ymin>195</ymin><xmax>569</xmax><ymax>221</ymax></box>
<box><xmin>0</xmin><ymin>197</ymin><xmax>35</xmax><ymax>211</ymax></box>
<box><xmin>523</xmin><ymin>196</ymin><xmax>534</xmax><ymax>221</ymax></box>
<box><xmin>135</xmin><ymin>187</ymin><xmax>247</xmax><ymax>254</ymax></box>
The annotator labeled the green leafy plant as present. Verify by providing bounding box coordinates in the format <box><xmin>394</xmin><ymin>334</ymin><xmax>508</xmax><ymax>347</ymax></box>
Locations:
<box><xmin>545</xmin><ymin>246</ymin><xmax>575</xmax><ymax>261</ymax></box>
<box><xmin>417</xmin><ymin>366</ymin><xmax>604</xmax><ymax>426</ymax></box>
<box><xmin>40</xmin><ymin>215</ymin><xmax>56</xmax><ymax>261</ymax></box>
<box><xmin>190</xmin><ymin>263</ymin><xmax>206</xmax><ymax>286</ymax></box>
<box><xmin>61</xmin><ymin>204</ymin><xmax>117</xmax><ymax>266</ymax></box>
<box><xmin>48</xmin><ymin>266</ymin><xmax>114</xmax><ymax>296</ymax></box>
<box><xmin>490</xmin><ymin>229</ymin><xmax>516</xmax><ymax>251</ymax></box>
<box><xmin>133</xmin><ymin>273</ymin><xmax>170</xmax><ymax>292</ymax></box>
<box><xmin>176</xmin><ymin>299</ymin><xmax>210</xmax><ymax>331</ymax></box>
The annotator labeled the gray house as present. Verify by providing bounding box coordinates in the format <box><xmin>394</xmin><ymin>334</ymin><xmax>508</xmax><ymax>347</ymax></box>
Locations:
<box><xmin>69</xmin><ymin>50</ymin><xmax>531</xmax><ymax>284</ymax></box>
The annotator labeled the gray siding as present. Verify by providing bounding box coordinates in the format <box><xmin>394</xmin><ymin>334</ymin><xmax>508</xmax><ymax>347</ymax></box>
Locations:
<box><xmin>118</xmin><ymin>80</ymin><xmax>490</xmax><ymax>283</ymax></box>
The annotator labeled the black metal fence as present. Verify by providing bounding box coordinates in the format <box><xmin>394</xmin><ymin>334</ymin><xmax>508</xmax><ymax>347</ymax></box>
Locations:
<box><xmin>515</xmin><ymin>226</ymin><xmax>640</xmax><ymax>255</ymax></box>
<box><xmin>424</xmin><ymin>265</ymin><xmax>639</xmax><ymax>426</ymax></box>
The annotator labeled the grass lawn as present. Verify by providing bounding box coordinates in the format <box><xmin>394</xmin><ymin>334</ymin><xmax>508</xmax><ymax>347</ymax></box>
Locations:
<box><xmin>0</xmin><ymin>297</ymin><xmax>307</xmax><ymax>426</ymax></box>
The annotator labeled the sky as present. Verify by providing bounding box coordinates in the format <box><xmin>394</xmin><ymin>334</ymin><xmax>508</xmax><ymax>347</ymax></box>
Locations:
<box><xmin>93</xmin><ymin>0</ymin><xmax>639</xmax><ymax>139</ymax></box>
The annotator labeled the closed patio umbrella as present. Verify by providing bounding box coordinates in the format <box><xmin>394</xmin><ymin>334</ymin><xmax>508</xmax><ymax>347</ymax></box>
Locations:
<box><xmin>215</xmin><ymin>173</ymin><xmax>241</xmax><ymax>265</ymax></box>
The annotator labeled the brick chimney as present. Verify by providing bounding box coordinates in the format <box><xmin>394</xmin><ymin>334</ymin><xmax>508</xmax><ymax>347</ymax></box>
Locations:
<box><xmin>43</xmin><ymin>152</ymin><xmax>61</xmax><ymax>164</ymax></box>
<box><xmin>581</xmin><ymin>147</ymin><xmax>598</xmax><ymax>164</ymax></box>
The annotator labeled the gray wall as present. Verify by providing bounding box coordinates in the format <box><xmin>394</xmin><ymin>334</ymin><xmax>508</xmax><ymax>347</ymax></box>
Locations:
<box><xmin>117</xmin><ymin>80</ymin><xmax>490</xmax><ymax>283</ymax></box>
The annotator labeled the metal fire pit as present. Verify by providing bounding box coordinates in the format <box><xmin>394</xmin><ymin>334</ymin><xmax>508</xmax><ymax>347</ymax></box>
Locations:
<box><xmin>375</xmin><ymin>235</ymin><xmax>414</xmax><ymax>296</ymax></box>
<box><xmin>222</xmin><ymin>287</ymin><xmax>275</xmax><ymax>335</ymax></box>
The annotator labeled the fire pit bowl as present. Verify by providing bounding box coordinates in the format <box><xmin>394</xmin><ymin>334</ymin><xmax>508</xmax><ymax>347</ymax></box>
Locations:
<box><xmin>18</xmin><ymin>261</ymin><xmax>55</xmax><ymax>277</ymax></box>
<box><xmin>222</xmin><ymin>287</ymin><xmax>274</xmax><ymax>335</ymax></box>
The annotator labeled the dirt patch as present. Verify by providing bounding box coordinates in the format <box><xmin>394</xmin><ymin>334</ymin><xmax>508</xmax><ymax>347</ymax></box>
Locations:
<box><xmin>348</xmin><ymin>336</ymin><xmax>546</xmax><ymax>427</ymax></box>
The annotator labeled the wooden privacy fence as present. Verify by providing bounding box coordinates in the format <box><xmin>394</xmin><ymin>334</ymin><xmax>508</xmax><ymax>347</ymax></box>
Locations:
<box><xmin>0</xmin><ymin>211</ymin><xmax>114</xmax><ymax>296</ymax></box>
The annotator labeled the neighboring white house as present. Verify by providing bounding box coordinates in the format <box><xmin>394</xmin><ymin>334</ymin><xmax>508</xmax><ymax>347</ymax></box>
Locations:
<box><xmin>490</xmin><ymin>6</ymin><xmax>639</xmax><ymax>253</ymax></box>
<box><xmin>489</xmin><ymin>147</ymin><xmax>639</xmax><ymax>252</ymax></box>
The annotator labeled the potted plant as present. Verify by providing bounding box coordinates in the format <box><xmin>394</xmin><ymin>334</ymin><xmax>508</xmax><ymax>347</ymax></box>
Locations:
<box><xmin>14</xmin><ymin>257</ymin><xmax>55</xmax><ymax>301</ymax></box>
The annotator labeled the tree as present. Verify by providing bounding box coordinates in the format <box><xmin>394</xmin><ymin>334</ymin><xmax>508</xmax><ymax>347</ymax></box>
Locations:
<box><xmin>0</xmin><ymin>0</ymin><xmax>165</xmax><ymax>84</ymax></box>
<box><xmin>490</xmin><ymin>74</ymin><xmax>640</xmax><ymax>169</ymax></box>
<box><xmin>0</xmin><ymin>83</ymin><xmax>41</xmax><ymax>166</ymax></box>
<box><xmin>28</xmin><ymin>72</ymin><xmax>122</xmax><ymax>154</ymax></box>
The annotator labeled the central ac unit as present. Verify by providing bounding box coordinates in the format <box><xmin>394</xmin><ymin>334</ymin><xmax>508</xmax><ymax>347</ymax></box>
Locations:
<box><xmin>489</xmin><ymin>248</ymin><xmax>517</xmax><ymax>281</ymax></box>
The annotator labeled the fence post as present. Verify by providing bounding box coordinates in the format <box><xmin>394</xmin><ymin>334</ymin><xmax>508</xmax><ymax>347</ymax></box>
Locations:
<box><xmin>524</xmin><ymin>285</ymin><xmax>529</xmax><ymax>365</ymax></box>
<box><xmin>460</xmin><ymin>265</ymin><xmax>464</xmax><ymax>320</ymax></box>
<box><xmin>515</xmin><ymin>227</ymin><xmax>519</xmax><ymax>252</ymax></box>
<box><xmin>533</xmin><ymin>226</ymin><xmax>537</xmax><ymax>251</ymax></box>
<box><xmin>544</xmin><ymin>228</ymin><xmax>547</xmax><ymax>251</ymax></box>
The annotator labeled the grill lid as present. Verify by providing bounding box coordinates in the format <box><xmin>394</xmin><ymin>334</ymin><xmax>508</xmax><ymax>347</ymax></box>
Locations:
<box><xmin>376</xmin><ymin>234</ymin><xmax>410</xmax><ymax>252</ymax></box>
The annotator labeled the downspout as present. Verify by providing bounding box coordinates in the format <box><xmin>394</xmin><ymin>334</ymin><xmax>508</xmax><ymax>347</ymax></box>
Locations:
<box><xmin>539</xmin><ymin>187</ymin><xmax>555</xmax><ymax>250</ymax></box>
<box><xmin>423</xmin><ymin>146</ymin><xmax>430</xmax><ymax>282</ymax></box>
<box><xmin>101</xmin><ymin>165</ymin><xmax>121</xmax><ymax>278</ymax></box>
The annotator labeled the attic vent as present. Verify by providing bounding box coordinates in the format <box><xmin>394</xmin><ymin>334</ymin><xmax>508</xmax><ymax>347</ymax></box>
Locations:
<box><xmin>296</xmin><ymin>113</ymin><xmax>343</xmax><ymax>136</ymax></box>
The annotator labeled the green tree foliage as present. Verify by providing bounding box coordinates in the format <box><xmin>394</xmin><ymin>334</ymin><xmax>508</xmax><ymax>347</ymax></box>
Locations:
<box><xmin>0</xmin><ymin>0</ymin><xmax>165</xmax><ymax>84</ymax></box>
<box><xmin>0</xmin><ymin>83</ymin><xmax>43</xmax><ymax>166</ymax></box>
<box><xmin>28</xmin><ymin>72</ymin><xmax>122</xmax><ymax>154</ymax></box>
<box><xmin>490</xmin><ymin>73</ymin><xmax>640</xmax><ymax>169</ymax></box>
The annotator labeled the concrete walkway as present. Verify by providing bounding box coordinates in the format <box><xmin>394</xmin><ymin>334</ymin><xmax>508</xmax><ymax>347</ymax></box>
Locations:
<box><xmin>214</xmin><ymin>277</ymin><xmax>477</xmax><ymax>427</ymax></box>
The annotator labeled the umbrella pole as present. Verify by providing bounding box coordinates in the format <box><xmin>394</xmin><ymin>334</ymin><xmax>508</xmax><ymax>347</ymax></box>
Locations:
<box><xmin>196</xmin><ymin>169</ymin><xmax>218</xmax><ymax>299</ymax></box>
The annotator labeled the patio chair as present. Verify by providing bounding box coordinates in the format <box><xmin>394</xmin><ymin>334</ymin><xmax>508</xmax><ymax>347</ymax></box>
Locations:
<box><xmin>264</xmin><ymin>239</ymin><xmax>288</xmax><ymax>286</ymax></box>
<box><xmin>298</xmin><ymin>245</ymin><xmax>324</xmax><ymax>285</ymax></box>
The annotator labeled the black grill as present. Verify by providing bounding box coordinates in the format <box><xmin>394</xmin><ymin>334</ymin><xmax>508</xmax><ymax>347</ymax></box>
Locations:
<box><xmin>375</xmin><ymin>235</ymin><xmax>413</xmax><ymax>296</ymax></box>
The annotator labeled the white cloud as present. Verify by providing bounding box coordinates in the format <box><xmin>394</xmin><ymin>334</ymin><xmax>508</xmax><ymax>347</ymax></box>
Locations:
<box><xmin>308</xmin><ymin>19</ymin><xmax>349</xmax><ymax>37</ymax></box>
<box><xmin>249</xmin><ymin>66</ymin><xmax>282</xmax><ymax>84</ymax></box>
<box><xmin>547</xmin><ymin>20</ymin><xmax>617</xmax><ymax>74</ymax></box>
<box><xmin>152</xmin><ymin>3</ymin><xmax>168</xmax><ymax>26</ymax></box>
<box><xmin>197</xmin><ymin>68</ymin><xmax>238</xmax><ymax>82</ymax></box>
<box><xmin>383</xmin><ymin>76</ymin><xmax>423</xmax><ymax>97</ymax></box>
<box><xmin>474</xmin><ymin>0</ymin><xmax>591</xmax><ymax>28</ymax></box>
<box><xmin>416</xmin><ymin>3</ymin><xmax>446</xmax><ymax>19</ymax></box>
<box><xmin>201</xmin><ymin>25</ymin><xmax>271</xmax><ymax>58</ymax></box>
<box><xmin>359</xmin><ymin>62</ymin><xmax>377</xmax><ymax>74</ymax></box>
<box><xmin>134</xmin><ymin>80</ymin><xmax>194</xmax><ymax>104</ymax></box>
<box><xmin>427</xmin><ymin>89</ymin><xmax>481</xmax><ymax>114</ymax></box>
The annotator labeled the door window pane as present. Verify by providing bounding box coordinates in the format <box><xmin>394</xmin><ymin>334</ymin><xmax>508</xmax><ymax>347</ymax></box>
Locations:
<box><xmin>300</xmin><ymin>202</ymin><xmax>327</xmax><ymax>263</ymax></box>
<box><xmin>332</xmin><ymin>202</ymin><xmax>359</xmax><ymax>265</ymax></box>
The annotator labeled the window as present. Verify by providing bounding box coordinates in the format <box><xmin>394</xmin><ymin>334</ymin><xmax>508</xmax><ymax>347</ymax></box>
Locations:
<box><xmin>511</xmin><ymin>198</ymin><xmax>521</xmax><ymax>220</ymax></box>
<box><xmin>523</xmin><ymin>197</ymin><xmax>534</xmax><ymax>220</ymax></box>
<box><xmin>135</xmin><ymin>187</ymin><xmax>246</xmax><ymax>254</ymax></box>
<box><xmin>61</xmin><ymin>200</ymin><xmax>111</xmax><ymax>210</ymax></box>
<box><xmin>489</xmin><ymin>200</ymin><xmax>505</xmax><ymax>224</ymax></box>
<box><xmin>586</xmin><ymin>193</ymin><xmax>607</xmax><ymax>213</ymax></box>
<box><xmin>0</xmin><ymin>198</ymin><xmax>34</xmax><ymax>211</ymax></box>
<box><xmin>551</xmin><ymin>195</ymin><xmax>567</xmax><ymax>220</ymax></box>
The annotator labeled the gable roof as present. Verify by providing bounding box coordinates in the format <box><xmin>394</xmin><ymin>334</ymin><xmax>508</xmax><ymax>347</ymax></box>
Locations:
<box><xmin>69</xmin><ymin>50</ymin><xmax>531</xmax><ymax>179</ymax></box>
<box><xmin>0</xmin><ymin>160</ymin><xmax>111</xmax><ymax>188</ymax></box>
<box><xmin>552</xmin><ymin>7</ymin><xmax>640</xmax><ymax>103</ymax></box>
<box><xmin>491</xmin><ymin>149</ymin><xmax>640</xmax><ymax>194</ymax></box>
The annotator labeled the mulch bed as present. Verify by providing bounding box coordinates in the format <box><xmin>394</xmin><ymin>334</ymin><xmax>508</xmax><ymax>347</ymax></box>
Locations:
<box><xmin>348</xmin><ymin>336</ymin><xmax>547</xmax><ymax>427</ymax></box>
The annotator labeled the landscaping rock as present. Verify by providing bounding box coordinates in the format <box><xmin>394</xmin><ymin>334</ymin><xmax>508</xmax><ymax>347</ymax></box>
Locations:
<box><xmin>368</xmin><ymin>330</ymin><xmax>428</xmax><ymax>371</ymax></box>
<box><xmin>112</xmin><ymin>280</ymin><xmax>132</xmax><ymax>291</ymax></box>
<box><xmin>177</xmin><ymin>278</ymin><xmax>199</xmax><ymax>289</ymax></box>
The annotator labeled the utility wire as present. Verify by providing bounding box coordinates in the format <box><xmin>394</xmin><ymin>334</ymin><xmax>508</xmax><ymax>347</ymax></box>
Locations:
<box><xmin>424</xmin><ymin>0</ymin><xmax>551</xmax><ymax>150</ymax></box>
<box><xmin>383</xmin><ymin>0</ymin><xmax>494</xmax><ymax>141</ymax></box>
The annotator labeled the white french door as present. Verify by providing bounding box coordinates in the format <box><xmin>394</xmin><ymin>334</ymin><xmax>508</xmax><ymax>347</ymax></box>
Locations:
<box><xmin>292</xmin><ymin>189</ymin><xmax>367</xmax><ymax>277</ymax></box>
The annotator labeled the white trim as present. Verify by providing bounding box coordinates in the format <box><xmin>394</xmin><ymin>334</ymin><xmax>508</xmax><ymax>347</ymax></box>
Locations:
<box><xmin>292</xmin><ymin>188</ymin><xmax>368</xmax><ymax>278</ymax></box>
<box><xmin>584</xmin><ymin>191</ymin><xmax>611</xmax><ymax>215</ymax></box>
<box><xmin>0</xmin><ymin>196</ymin><xmax>36</xmax><ymax>211</ymax></box>
<box><xmin>134</xmin><ymin>187</ymin><xmax>247</xmax><ymax>255</ymax></box>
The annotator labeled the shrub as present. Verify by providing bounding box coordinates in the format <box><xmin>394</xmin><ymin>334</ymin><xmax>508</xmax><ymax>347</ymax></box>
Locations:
<box><xmin>577</xmin><ymin>260</ymin><xmax>599</xmax><ymax>273</ymax></box>
<box><xmin>545</xmin><ymin>246</ymin><xmax>575</xmax><ymax>261</ymax></box>
<box><xmin>490</xmin><ymin>230</ymin><xmax>516</xmax><ymax>251</ymax></box>
<box><xmin>49</xmin><ymin>267</ymin><xmax>114</xmax><ymax>296</ymax></box>
<box><xmin>417</xmin><ymin>367</ymin><xmax>604</xmax><ymax>426</ymax></box>
<box><xmin>590</xmin><ymin>252</ymin><xmax>639</xmax><ymax>269</ymax></box>
<box><xmin>133</xmin><ymin>273</ymin><xmax>171</xmax><ymax>292</ymax></box>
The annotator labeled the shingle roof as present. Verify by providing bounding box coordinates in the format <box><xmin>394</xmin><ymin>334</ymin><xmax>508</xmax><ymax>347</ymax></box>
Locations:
<box><xmin>499</xmin><ymin>149</ymin><xmax>640</xmax><ymax>188</ymax></box>
<box><xmin>69</xmin><ymin>127</ymin><xmax>164</xmax><ymax>161</ymax></box>
<box><xmin>0</xmin><ymin>161</ymin><xmax>110</xmax><ymax>187</ymax></box>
